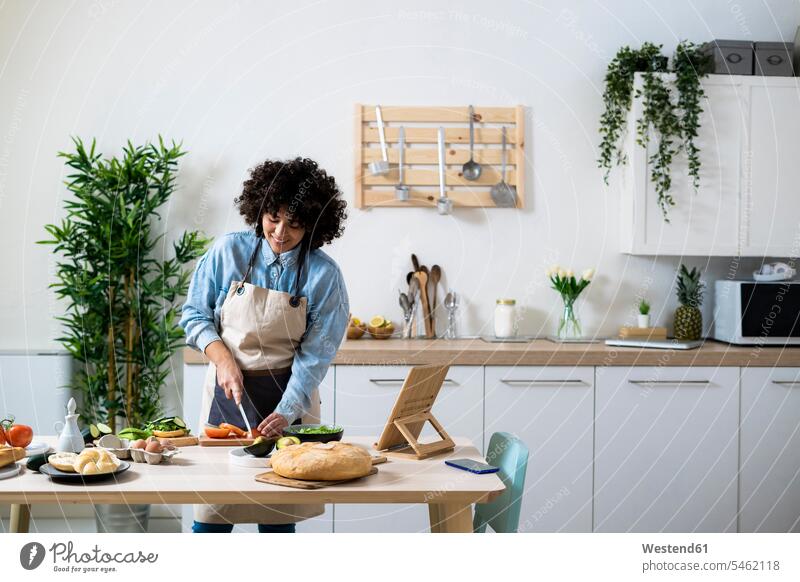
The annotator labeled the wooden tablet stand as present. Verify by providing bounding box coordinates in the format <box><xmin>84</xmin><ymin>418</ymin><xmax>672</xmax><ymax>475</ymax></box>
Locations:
<box><xmin>374</xmin><ymin>364</ymin><xmax>455</xmax><ymax>460</ymax></box>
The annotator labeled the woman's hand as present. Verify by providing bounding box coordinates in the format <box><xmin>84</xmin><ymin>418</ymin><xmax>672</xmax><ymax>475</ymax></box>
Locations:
<box><xmin>206</xmin><ymin>341</ymin><xmax>244</xmax><ymax>405</ymax></box>
<box><xmin>216</xmin><ymin>360</ymin><xmax>244</xmax><ymax>404</ymax></box>
<box><xmin>258</xmin><ymin>412</ymin><xmax>289</xmax><ymax>438</ymax></box>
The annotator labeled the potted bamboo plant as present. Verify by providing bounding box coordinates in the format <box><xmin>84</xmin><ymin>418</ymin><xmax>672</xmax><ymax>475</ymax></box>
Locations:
<box><xmin>40</xmin><ymin>137</ymin><xmax>208</xmax><ymax>532</ymax></box>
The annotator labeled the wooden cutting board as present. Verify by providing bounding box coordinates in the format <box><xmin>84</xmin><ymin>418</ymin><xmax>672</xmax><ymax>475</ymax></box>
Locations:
<box><xmin>158</xmin><ymin>435</ymin><xmax>199</xmax><ymax>447</ymax></box>
<box><xmin>199</xmin><ymin>435</ymin><xmax>256</xmax><ymax>447</ymax></box>
<box><xmin>255</xmin><ymin>466</ymin><xmax>378</xmax><ymax>489</ymax></box>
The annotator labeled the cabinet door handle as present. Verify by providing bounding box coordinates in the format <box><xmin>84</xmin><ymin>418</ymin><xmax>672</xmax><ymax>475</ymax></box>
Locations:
<box><xmin>628</xmin><ymin>380</ymin><xmax>712</xmax><ymax>386</ymax></box>
<box><xmin>369</xmin><ymin>378</ymin><xmax>457</xmax><ymax>385</ymax></box>
<box><xmin>501</xmin><ymin>379</ymin><xmax>589</xmax><ymax>386</ymax></box>
<box><xmin>771</xmin><ymin>380</ymin><xmax>800</xmax><ymax>386</ymax></box>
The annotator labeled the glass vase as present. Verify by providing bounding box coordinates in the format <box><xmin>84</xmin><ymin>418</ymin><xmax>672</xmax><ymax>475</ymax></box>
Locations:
<box><xmin>557</xmin><ymin>299</ymin><xmax>582</xmax><ymax>340</ymax></box>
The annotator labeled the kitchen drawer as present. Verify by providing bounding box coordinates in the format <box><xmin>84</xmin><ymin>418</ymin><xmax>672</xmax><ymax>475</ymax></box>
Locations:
<box><xmin>594</xmin><ymin>366</ymin><xmax>739</xmax><ymax>532</ymax></box>
<box><xmin>485</xmin><ymin>366</ymin><xmax>594</xmax><ymax>532</ymax></box>
<box><xmin>334</xmin><ymin>364</ymin><xmax>483</xmax><ymax>532</ymax></box>
<box><xmin>740</xmin><ymin>367</ymin><xmax>800</xmax><ymax>532</ymax></box>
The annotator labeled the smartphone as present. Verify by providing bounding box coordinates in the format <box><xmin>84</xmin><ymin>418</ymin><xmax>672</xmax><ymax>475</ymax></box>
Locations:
<box><xmin>445</xmin><ymin>458</ymin><xmax>500</xmax><ymax>474</ymax></box>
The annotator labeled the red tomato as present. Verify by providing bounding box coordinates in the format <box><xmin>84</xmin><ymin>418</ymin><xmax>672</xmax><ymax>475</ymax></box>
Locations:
<box><xmin>6</xmin><ymin>424</ymin><xmax>33</xmax><ymax>448</ymax></box>
<box><xmin>0</xmin><ymin>426</ymin><xmax>5</xmax><ymax>446</ymax></box>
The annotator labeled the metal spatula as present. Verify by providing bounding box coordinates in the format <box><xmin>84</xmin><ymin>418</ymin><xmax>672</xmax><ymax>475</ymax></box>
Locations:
<box><xmin>368</xmin><ymin>105</ymin><xmax>391</xmax><ymax>176</ymax></box>
<box><xmin>490</xmin><ymin>127</ymin><xmax>517</xmax><ymax>208</ymax></box>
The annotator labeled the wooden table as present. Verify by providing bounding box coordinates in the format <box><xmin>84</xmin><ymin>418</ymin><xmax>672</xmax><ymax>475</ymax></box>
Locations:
<box><xmin>1</xmin><ymin>437</ymin><xmax>504</xmax><ymax>533</ymax></box>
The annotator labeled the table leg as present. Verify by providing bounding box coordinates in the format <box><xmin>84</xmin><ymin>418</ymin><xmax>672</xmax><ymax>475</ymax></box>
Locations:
<box><xmin>432</xmin><ymin>503</ymin><xmax>473</xmax><ymax>533</ymax></box>
<box><xmin>428</xmin><ymin>504</ymin><xmax>442</xmax><ymax>533</ymax></box>
<box><xmin>10</xmin><ymin>504</ymin><xmax>31</xmax><ymax>533</ymax></box>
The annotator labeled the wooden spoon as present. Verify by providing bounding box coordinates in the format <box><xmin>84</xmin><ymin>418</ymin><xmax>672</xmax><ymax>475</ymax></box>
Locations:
<box><xmin>411</xmin><ymin>254</ymin><xmax>420</xmax><ymax>273</ymax></box>
<box><xmin>414</xmin><ymin>271</ymin><xmax>433</xmax><ymax>338</ymax></box>
<box><xmin>429</xmin><ymin>265</ymin><xmax>441</xmax><ymax>337</ymax></box>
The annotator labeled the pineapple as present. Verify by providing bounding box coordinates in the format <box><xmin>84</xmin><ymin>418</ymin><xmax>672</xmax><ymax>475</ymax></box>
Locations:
<box><xmin>674</xmin><ymin>265</ymin><xmax>705</xmax><ymax>340</ymax></box>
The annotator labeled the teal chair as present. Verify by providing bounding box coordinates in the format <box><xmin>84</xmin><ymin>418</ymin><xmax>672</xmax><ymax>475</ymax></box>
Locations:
<box><xmin>473</xmin><ymin>432</ymin><xmax>529</xmax><ymax>533</ymax></box>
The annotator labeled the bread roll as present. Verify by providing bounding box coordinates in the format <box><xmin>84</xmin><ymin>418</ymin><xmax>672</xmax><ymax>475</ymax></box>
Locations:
<box><xmin>48</xmin><ymin>452</ymin><xmax>79</xmax><ymax>472</ymax></box>
<box><xmin>73</xmin><ymin>448</ymin><xmax>120</xmax><ymax>475</ymax></box>
<box><xmin>271</xmin><ymin>442</ymin><xmax>372</xmax><ymax>481</ymax></box>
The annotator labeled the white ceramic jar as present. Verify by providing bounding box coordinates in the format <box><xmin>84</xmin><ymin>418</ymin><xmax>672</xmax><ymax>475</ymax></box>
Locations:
<box><xmin>494</xmin><ymin>299</ymin><xmax>517</xmax><ymax>338</ymax></box>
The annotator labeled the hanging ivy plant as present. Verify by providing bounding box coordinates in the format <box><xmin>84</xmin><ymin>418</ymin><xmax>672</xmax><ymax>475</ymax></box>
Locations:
<box><xmin>598</xmin><ymin>41</ymin><xmax>713</xmax><ymax>221</ymax></box>
<box><xmin>673</xmin><ymin>41</ymin><xmax>714</xmax><ymax>191</ymax></box>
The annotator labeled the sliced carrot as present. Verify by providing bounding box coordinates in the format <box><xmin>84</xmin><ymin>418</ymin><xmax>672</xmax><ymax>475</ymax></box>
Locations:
<box><xmin>219</xmin><ymin>423</ymin><xmax>247</xmax><ymax>437</ymax></box>
<box><xmin>204</xmin><ymin>427</ymin><xmax>232</xmax><ymax>439</ymax></box>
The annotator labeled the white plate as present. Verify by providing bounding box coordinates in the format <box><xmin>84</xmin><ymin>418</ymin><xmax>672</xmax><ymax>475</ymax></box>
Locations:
<box><xmin>228</xmin><ymin>447</ymin><xmax>271</xmax><ymax>468</ymax></box>
<box><xmin>0</xmin><ymin>463</ymin><xmax>23</xmax><ymax>480</ymax></box>
<box><xmin>25</xmin><ymin>442</ymin><xmax>51</xmax><ymax>457</ymax></box>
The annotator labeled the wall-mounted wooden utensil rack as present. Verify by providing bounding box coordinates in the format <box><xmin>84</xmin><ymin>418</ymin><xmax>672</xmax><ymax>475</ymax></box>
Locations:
<box><xmin>354</xmin><ymin>105</ymin><xmax>526</xmax><ymax>208</ymax></box>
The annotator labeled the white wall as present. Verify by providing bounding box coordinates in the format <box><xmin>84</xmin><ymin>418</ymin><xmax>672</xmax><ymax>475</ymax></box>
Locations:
<box><xmin>1</xmin><ymin>0</ymin><xmax>797</xmax><ymax>353</ymax></box>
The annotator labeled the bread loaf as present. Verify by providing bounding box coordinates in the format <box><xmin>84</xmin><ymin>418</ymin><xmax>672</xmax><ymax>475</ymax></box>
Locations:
<box><xmin>271</xmin><ymin>442</ymin><xmax>372</xmax><ymax>481</ymax></box>
<box><xmin>0</xmin><ymin>447</ymin><xmax>26</xmax><ymax>469</ymax></box>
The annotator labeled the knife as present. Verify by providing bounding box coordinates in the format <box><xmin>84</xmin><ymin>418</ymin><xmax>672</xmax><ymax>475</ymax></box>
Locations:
<box><xmin>237</xmin><ymin>402</ymin><xmax>253</xmax><ymax>437</ymax></box>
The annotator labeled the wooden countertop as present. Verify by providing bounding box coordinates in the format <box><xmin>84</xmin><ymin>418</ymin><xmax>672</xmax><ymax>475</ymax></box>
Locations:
<box><xmin>0</xmin><ymin>437</ymin><xmax>501</xmax><ymax>506</ymax></box>
<box><xmin>183</xmin><ymin>338</ymin><xmax>800</xmax><ymax>367</ymax></box>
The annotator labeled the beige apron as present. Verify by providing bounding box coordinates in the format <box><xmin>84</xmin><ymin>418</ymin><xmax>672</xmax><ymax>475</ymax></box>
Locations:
<box><xmin>194</xmin><ymin>242</ymin><xmax>323</xmax><ymax>525</ymax></box>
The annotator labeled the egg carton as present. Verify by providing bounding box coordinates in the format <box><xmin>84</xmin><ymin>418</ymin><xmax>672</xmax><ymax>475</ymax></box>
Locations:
<box><xmin>129</xmin><ymin>447</ymin><xmax>180</xmax><ymax>465</ymax></box>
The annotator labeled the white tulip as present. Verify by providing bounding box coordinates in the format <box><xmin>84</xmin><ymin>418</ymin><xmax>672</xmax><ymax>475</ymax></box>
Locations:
<box><xmin>549</xmin><ymin>264</ymin><xmax>560</xmax><ymax>274</ymax></box>
<box><xmin>566</xmin><ymin>269</ymin><xmax>574</xmax><ymax>278</ymax></box>
<box><xmin>582</xmin><ymin>268</ymin><xmax>595</xmax><ymax>281</ymax></box>
<box><xmin>557</xmin><ymin>269</ymin><xmax>566</xmax><ymax>279</ymax></box>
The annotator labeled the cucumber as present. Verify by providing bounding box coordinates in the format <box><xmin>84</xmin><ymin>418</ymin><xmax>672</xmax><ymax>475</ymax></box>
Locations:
<box><xmin>26</xmin><ymin>453</ymin><xmax>49</xmax><ymax>472</ymax></box>
<box><xmin>172</xmin><ymin>417</ymin><xmax>186</xmax><ymax>428</ymax></box>
<box><xmin>96</xmin><ymin>423</ymin><xmax>112</xmax><ymax>435</ymax></box>
<box><xmin>89</xmin><ymin>424</ymin><xmax>100</xmax><ymax>439</ymax></box>
<box><xmin>81</xmin><ymin>427</ymin><xmax>94</xmax><ymax>444</ymax></box>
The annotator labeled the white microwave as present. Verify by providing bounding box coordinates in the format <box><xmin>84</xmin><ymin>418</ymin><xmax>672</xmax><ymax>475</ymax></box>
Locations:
<box><xmin>713</xmin><ymin>280</ymin><xmax>800</xmax><ymax>345</ymax></box>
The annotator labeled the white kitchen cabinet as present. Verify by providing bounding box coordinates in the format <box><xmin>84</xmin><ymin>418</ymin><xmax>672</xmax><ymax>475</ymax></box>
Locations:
<box><xmin>621</xmin><ymin>74</ymin><xmax>800</xmax><ymax>256</ymax></box>
<box><xmin>180</xmin><ymin>362</ymin><xmax>335</xmax><ymax>533</ymax></box>
<box><xmin>740</xmin><ymin>367</ymin><xmax>800</xmax><ymax>532</ymax></box>
<box><xmin>484</xmin><ymin>366</ymin><xmax>594</xmax><ymax>532</ymax></box>
<box><xmin>333</xmin><ymin>365</ymin><xmax>483</xmax><ymax>532</ymax></box>
<box><xmin>594</xmin><ymin>366</ymin><xmax>739</xmax><ymax>532</ymax></box>
<box><xmin>741</xmin><ymin>83</ymin><xmax>800</xmax><ymax>256</ymax></box>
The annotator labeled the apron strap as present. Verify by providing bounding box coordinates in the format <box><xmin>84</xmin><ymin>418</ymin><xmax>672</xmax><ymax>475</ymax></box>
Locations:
<box><xmin>289</xmin><ymin>236</ymin><xmax>309</xmax><ymax>308</ymax></box>
<box><xmin>237</xmin><ymin>238</ymin><xmax>263</xmax><ymax>293</ymax></box>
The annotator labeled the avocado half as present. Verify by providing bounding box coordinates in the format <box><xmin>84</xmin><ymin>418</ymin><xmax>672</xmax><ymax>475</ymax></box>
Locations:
<box><xmin>243</xmin><ymin>437</ymin><xmax>276</xmax><ymax>457</ymax></box>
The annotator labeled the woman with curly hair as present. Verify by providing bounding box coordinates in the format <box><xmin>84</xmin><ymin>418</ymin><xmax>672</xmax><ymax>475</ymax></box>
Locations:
<box><xmin>180</xmin><ymin>157</ymin><xmax>349</xmax><ymax>533</ymax></box>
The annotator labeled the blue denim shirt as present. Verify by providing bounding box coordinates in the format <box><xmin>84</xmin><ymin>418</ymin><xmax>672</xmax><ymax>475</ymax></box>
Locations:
<box><xmin>180</xmin><ymin>230</ymin><xmax>349</xmax><ymax>422</ymax></box>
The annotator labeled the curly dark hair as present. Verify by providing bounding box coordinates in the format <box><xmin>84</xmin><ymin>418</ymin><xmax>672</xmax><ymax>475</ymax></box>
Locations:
<box><xmin>235</xmin><ymin>157</ymin><xmax>347</xmax><ymax>249</ymax></box>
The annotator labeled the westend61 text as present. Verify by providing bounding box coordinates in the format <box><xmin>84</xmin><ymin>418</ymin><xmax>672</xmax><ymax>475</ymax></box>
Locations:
<box><xmin>642</xmin><ymin>543</ymin><xmax>708</xmax><ymax>554</ymax></box>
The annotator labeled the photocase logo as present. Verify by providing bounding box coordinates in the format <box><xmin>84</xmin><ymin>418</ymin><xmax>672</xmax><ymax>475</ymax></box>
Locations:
<box><xmin>19</xmin><ymin>542</ymin><xmax>46</xmax><ymax>570</ymax></box>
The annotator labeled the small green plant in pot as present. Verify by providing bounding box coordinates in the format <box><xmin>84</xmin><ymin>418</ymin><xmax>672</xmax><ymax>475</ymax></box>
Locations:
<box><xmin>674</xmin><ymin>265</ymin><xmax>704</xmax><ymax>340</ymax></box>
<box><xmin>637</xmin><ymin>298</ymin><xmax>651</xmax><ymax>328</ymax></box>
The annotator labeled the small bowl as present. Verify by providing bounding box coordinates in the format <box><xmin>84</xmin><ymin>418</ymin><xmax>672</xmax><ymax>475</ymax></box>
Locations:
<box><xmin>347</xmin><ymin>324</ymin><xmax>366</xmax><ymax>340</ymax></box>
<box><xmin>282</xmin><ymin>424</ymin><xmax>344</xmax><ymax>444</ymax></box>
<box><xmin>97</xmin><ymin>435</ymin><xmax>131</xmax><ymax>460</ymax></box>
<box><xmin>367</xmin><ymin>324</ymin><xmax>395</xmax><ymax>339</ymax></box>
